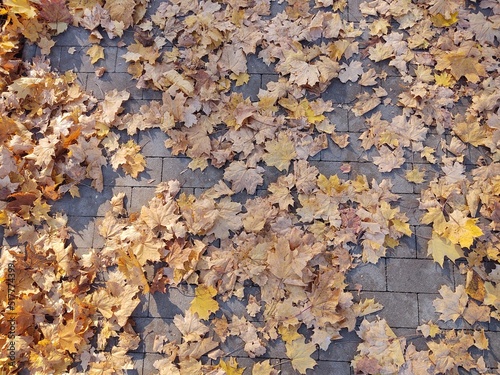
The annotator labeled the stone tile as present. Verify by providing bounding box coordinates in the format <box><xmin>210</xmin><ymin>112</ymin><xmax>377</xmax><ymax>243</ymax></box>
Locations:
<box><xmin>347</xmin><ymin>260</ymin><xmax>386</xmax><ymax>292</ymax></box>
<box><xmin>130</xmin><ymin>187</ymin><xmax>157</xmax><ymax>212</ymax></box>
<box><xmin>219</xmin><ymin>335</ymin><xmax>248</xmax><ymax>358</ymax></box>
<box><xmin>386</xmin><ymin>226</ymin><xmax>417</xmax><ymax>258</ymax></box>
<box><xmin>417</xmin><ymin>292</ymin><xmax>474</xmax><ymax>330</ymax></box>
<box><xmin>309</xmin><ymin>161</ymin><xmax>347</xmax><ymax>178</ymax></box>
<box><xmin>134</xmin><ymin>317</ymin><xmax>181</xmax><ymax>353</ymax></box>
<box><xmin>115</xmin><ymin>47</ymin><xmax>131</xmax><ymax>73</ymax></box>
<box><xmin>262</xmin><ymin>339</ymin><xmax>288</xmax><ymax>359</ymax></box>
<box><xmin>327</xmin><ymin>106</ymin><xmax>349</xmax><ymax>132</ymax></box>
<box><xmin>142</xmin><ymin>353</ymin><xmax>163</xmax><ymax>374</ymax></box>
<box><xmin>218</xmin><ymin>286</ymin><xmax>263</xmax><ymax>322</ymax></box>
<box><xmin>415</xmin><ymin>226</ymin><xmax>432</xmax><ymax>259</ymax></box>
<box><xmin>398</xmin><ymin>194</ymin><xmax>422</xmax><ymax>226</ymax></box>
<box><xmin>67</xmin><ymin>216</ymin><xmax>94</xmax><ymax>248</ymax></box>
<box><xmin>320</xmin><ymin>136</ymin><xmax>364</xmax><ymax>162</ymax></box>
<box><xmin>103</xmin><ymin>157</ymin><xmax>163</xmax><ymax>187</ymax></box>
<box><xmin>261</xmin><ymin>74</ymin><xmax>279</xmax><ymax>89</ymax></box>
<box><xmin>350</xmin><ymin>163</ymin><xmax>414</xmax><ymax>194</ymax></box>
<box><xmin>53</xmin><ymin>25</ymin><xmax>91</xmax><ymax>46</ymax></box>
<box><xmin>323</xmin><ymin>80</ymin><xmax>360</xmax><ymax>104</ymax></box>
<box><xmin>232</xmin><ymin>74</ymin><xmax>261</xmax><ymax>102</ymax></box>
<box><xmin>57</xmin><ymin>46</ymin><xmax>96</xmax><ymax>73</ymax></box>
<box><xmin>387</xmin><ymin>258</ymin><xmax>454</xmax><ymax>294</ymax></box>
<box><xmin>47</xmin><ymin>46</ymin><xmax>62</xmax><ymax>70</ymax></box>
<box><xmin>162</xmin><ymin>157</ymin><xmax>224</xmax><ymax>188</ymax></box>
<box><xmin>319</xmin><ymin>329</ymin><xmax>360</xmax><ymax>362</ymax></box>
<box><xmin>392</xmin><ymin>328</ymin><xmax>428</xmax><ymax>351</ymax></box>
<box><xmin>247</xmin><ymin>53</ymin><xmax>276</xmax><ymax>74</ymax></box>
<box><xmin>125</xmin><ymin>352</ymin><xmax>144</xmax><ymax>375</ymax></box>
<box><xmin>412</xmin><ymin>163</ymin><xmax>441</xmax><ymax>194</ymax></box>
<box><xmin>349</xmin><ymin>0</ymin><xmax>365</xmax><ymax>22</ymax></box>
<box><xmin>21</xmin><ymin>43</ymin><xmax>39</xmax><ymax>61</ymax></box>
<box><xmin>149</xmin><ymin>285</ymin><xmax>195</xmax><ymax>318</ymax></box>
<box><xmin>51</xmin><ymin>185</ymin><xmax>131</xmax><ymax>218</ymax></box>
<box><xmin>142</xmin><ymin>88</ymin><xmax>163</xmax><ymax>100</ymax></box>
<box><xmin>360</xmin><ymin>291</ymin><xmax>419</xmax><ymax>328</ymax></box>
<box><xmin>484</xmin><ymin>332</ymin><xmax>500</xmax><ymax>369</ymax></box>
<box><xmin>86</xmin><ymin>72</ymin><xmax>143</xmax><ymax>100</ymax></box>
<box><xmin>132</xmin><ymin>293</ymin><xmax>150</xmax><ymax>318</ymax></box>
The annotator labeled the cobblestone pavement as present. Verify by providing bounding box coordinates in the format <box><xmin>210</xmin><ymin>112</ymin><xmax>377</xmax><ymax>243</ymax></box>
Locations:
<box><xmin>14</xmin><ymin>0</ymin><xmax>500</xmax><ymax>374</ymax></box>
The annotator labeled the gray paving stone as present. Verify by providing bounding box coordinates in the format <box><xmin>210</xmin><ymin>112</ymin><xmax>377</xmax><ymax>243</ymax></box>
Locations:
<box><xmin>21</xmin><ymin>43</ymin><xmax>39</xmax><ymax>61</ymax></box>
<box><xmin>320</xmin><ymin>135</ymin><xmax>364</xmax><ymax>162</ymax></box>
<box><xmin>149</xmin><ymin>285</ymin><xmax>195</xmax><ymax>318</ymax></box>
<box><xmin>417</xmin><ymin>292</ymin><xmax>473</xmax><ymax>330</ymax></box>
<box><xmin>323</xmin><ymin>80</ymin><xmax>360</xmax><ymax>104</ymax></box>
<box><xmin>387</xmin><ymin>258</ymin><xmax>454</xmax><ymax>294</ymax></box>
<box><xmin>319</xmin><ymin>329</ymin><xmax>360</xmax><ymax>362</ymax></box>
<box><xmin>347</xmin><ymin>260</ymin><xmax>386</xmax><ymax>292</ymax></box>
<box><xmin>392</xmin><ymin>327</ymin><xmax>428</xmax><ymax>351</ymax></box>
<box><xmin>125</xmin><ymin>352</ymin><xmax>144</xmax><ymax>375</ymax></box>
<box><xmin>162</xmin><ymin>157</ymin><xmax>224</xmax><ymax>188</ymax></box>
<box><xmin>386</xmin><ymin>226</ymin><xmax>417</xmax><ymax>258</ymax></box>
<box><xmin>359</xmin><ymin>291</ymin><xmax>419</xmax><ymax>328</ymax></box>
<box><xmin>415</xmin><ymin>226</ymin><xmax>432</xmax><ymax>259</ymax></box>
<box><xmin>57</xmin><ymin>46</ymin><xmax>97</xmax><ymax>73</ymax></box>
<box><xmin>219</xmin><ymin>335</ymin><xmax>248</xmax><ymax>358</ymax></box>
<box><xmin>132</xmin><ymin>293</ymin><xmax>150</xmax><ymax>318</ymax></box>
<box><xmin>47</xmin><ymin>46</ymin><xmax>62</xmax><ymax>70</ymax></box>
<box><xmin>348</xmin><ymin>0</ymin><xmax>365</xmax><ymax>22</ymax></box>
<box><xmin>232</xmin><ymin>74</ymin><xmax>261</xmax><ymax>102</ymax></box>
<box><xmin>412</xmin><ymin>163</ymin><xmax>441</xmax><ymax>194</ymax></box>
<box><xmin>142</xmin><ymin>88</ymin><xmax>163</xmax><ymax>100</ymax></box>
<box><xmin>350</xmin><ymin>162</ymin><xmax>414</xmax><ymax>194</ymax></box>
<box><xmin>327</xmin><ymin>106</ymin><xmax>349</xmax><ymax>132</ymax></box>
<box><xmin>67</xmin><ymin>216</ymin><xmax>95</xmax><ymax>248</ymax></box>
<box><xmin>247</xmin><ymin>54</ymin><xmax>276</xmax><ymax>74</ymax></box>
<box><xmin>53</xmin><ymin>26</ymin><xmax>91</xmax><ymax>46</ymax></box>
<box><xmin>142</xmin><ymin>353</ymin><xmax>163</xmax><ymax>374</ymax></box>
<box><xmin>218</xmin><ymin>286</ymin><xmax>263</xmax><ymax>322</ymax></box>
<box><xmin>130</xmin><ymin>187</ymin><xmax>157</xmax><ymax>213</ymax></box>
<box><xmin>51</xmin><ymin>184</ymin><xmax>130</xmax><ymax>218</ymax></box>
<box><xmin>103</xmin><ymin>157</ymin><xmax>163</xmax><ymax>187</ymax></box>
<box><xmin>484</xmin><ymin>332</ymin><xmax>500</xmax><ymax>368</ymax></box>
<box><xmin>86</xmin><ymin>72</ymin><xmax>143</xmax><ymax>100</ymax></box>
<box><xmin>262</xmin><ymin>339</ymin><xmax>288</xmax><ymax>359</ymax></box>
<box><xmin>309</xmin><ymin>161</ymin><xmax>348</xmax><ymax>178</ymax></box>
<box><xmin>134</xmin><ymin>317</ymin><xmax>181</xmax><ymax>353</ymax></box>
<box><xmin>398</xmin><ymin>194</ymin><xmax>422</xmax><ymax>226</ymax></box>
<box><xmin>261</xmin><ymin>74</ymin><xmax>279</xmax><ymax>89</ymax></box>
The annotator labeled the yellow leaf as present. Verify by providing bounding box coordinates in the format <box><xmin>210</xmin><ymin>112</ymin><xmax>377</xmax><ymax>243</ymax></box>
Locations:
<box><xmin>189</xmin><ymin>284</ymin><xmax>219</xmax><ymax>320</ymax></box>
<box><xmin>405</xmin><ymin>167</ymin><xmax>426</xmax><ymax>184</ymax></box>
<box><xmin>431</xmin><ymin>12</ymin><xmax>459</xmax><ymax>27</ymax></box>
<box><xmin>57</xmin><ymin>320</ymin><xmax>84</xmax><ymax>353</ymax></box>
<box><xmin>4</xmin><ymin>0</ymin><xmax>37</xmax><ymax>18</ymax></box>
<box><xmin>435</xmin><ymin>48</ymin><xmax>487</xmax><ymax>83</ymax></box>
<box><xmin>230</xmin><ymin>72</ymin><xmax>250</xmax><ymax>86</ymax></box>
<box><xmin>278</xmin><ymin>324</ymin><xmax>301</xmax><ymax>344</ymax></box>
<box><xmin>285</xmin><ymin>337</ymin><xmax>317</xmax><ymax>374</ymax></box>
<box><xmin>391</xmin><ymin>219</ymin><xmax>412</xmax><ymax>237</ymax></box>
<box><xmin>433</xmin><ymin>285</ymin><xmax>468</xmax><ymax>322</ymax></box>
<box><xmin>262</xmin><ymin>134</ymin><xmax>297</xmax><ymax>172</ymax></box>
<box><xmin>473</xmin><ymin>329</ymin><xmax>489</xmax><ymax>350</ymax></box>
<box><xmin>252</xmin><ymin>360</ymin><xmax>278</xmax><ymax>375</ymax></box>
<box><xmin>87</xmin><ymin>44</ymin><xmax>105</xmax><ymax>64</ymax></box>
<box><xmin>427</xmin><ymin>233</ymin><xmax>464</xmax><ymax>267</ymax></box>
<box><xmin>484</xmin><ymin>282</ymin><xmax>500</xmax><ymax>309</ymax></box>
<box><xmin>219</xmin><ymin>358</ymin><xmax>244</xmax><ymax>375</ymax></box>
<box><xmin>434</xmin><ymin>72</ymin><xmax>455</xmax><ymax>87</ymax></box>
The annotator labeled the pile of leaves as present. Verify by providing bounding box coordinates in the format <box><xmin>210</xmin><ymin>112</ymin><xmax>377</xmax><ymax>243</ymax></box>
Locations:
<box><xmin>0</xmin><ymin>0</ymin><xmax>499</xmax><ymax>374</ymax></box>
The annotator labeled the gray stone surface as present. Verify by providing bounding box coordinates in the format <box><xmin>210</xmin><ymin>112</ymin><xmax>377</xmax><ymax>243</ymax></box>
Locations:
<box><xmin>17</xmin><ymin>1</ymin><xmax>495</xmax><ymax>374</ymax></box>
<box><xmin>387</xmin><ymin>258</ymin><xmax>454</xmax><ymax>294</ymax></box>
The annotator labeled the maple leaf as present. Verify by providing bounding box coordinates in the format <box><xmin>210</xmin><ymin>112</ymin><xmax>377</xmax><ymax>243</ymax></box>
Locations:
<box><xmin>434</xmin><ymin>49</ymin><xmax>487</xmax><ymax>83</ymax></box>
<box><xmin>372</xmin><ymin>146</ymin><xmax>405</xmax><ymax>172</ymax></box>
<box><xmin>427</xmin><ymin>233</ymin><xmax>464</xmax><ymax>267</ymax></box>
<box><xmin>87</xmin><ymin>44</ymin><xmax>104</xmax><ymax>64</ymax></box>
<box><xmin>57</xmin><ymin>319</ymin><xmax>84</xmax><ymax>354</ymax></box>
<box><xmin>110</xmin><ymin>140</ymin><xmax>146</xmax><ymax>178</ymax></box>
<box><xmin>219</xmin><ymin>357</ymin><xmax>245</xmax><ymax>375</ymax></box>
<box><xmin>262</xmin><ymin>134</ymin><xmax>297</xmax><ymax>172</ymax></box>
<box><xmin>338</xmin><ymin>61</ymin><xmax>363</xmax><ymax>83</ymax></box>
<box><xmin>104</xmin><ymin>0</ymin><xmax>136</xmax><ymax>28</ymax></box>
<box><xmin>252</xmin><ymin>360</ymin><xmax>278</xmax><ymax>375</ymax></box>
<box><xmin>189</xmin><ymin>284</ymin><xmax>219</xmax><ymax>320</ymax></box>
<box><xmin>405</xmin><ymin>167</ymin><xmax>426</xmax><ymax>184</ymax></box>
<box><xmin>433</xmin><ymin>285</ymin><xmax>468</xmax><ymax>322</ymax></box>
<box><xmin>353</xmin><ymin>319</ymin><xmax>405</xmax><ymax>374</ymax></box>
<box><xmin>174</xmin><ymin>311</ymin><xmax>209</xmax><ymax>342</ymax></box>
<box><xmin>223</xmin><ymin>161</ymin><xmax>264</xmax><ymax>195</ymax></box>
<box><xmin>285</xmin><ymin>336</ymin><xmax>317</xmax><ymax>374</ymax></box>
<box><xmin>3</xmin><ymin>0</ymin><xmax>37</xmax><ymax>18</ymax></box>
